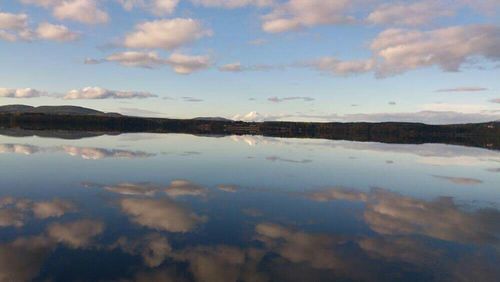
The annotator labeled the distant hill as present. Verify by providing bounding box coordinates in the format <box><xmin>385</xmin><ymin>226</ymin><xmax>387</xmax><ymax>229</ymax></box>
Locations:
<box><xmin>192</xmin><ymin>117</ymin><xmax>233</xmax><ymax>122</ymax></box>
<box><xmin>0</xmin><ymin>105</ymin><xmax>120</xmax><ymax>116</ymax></box>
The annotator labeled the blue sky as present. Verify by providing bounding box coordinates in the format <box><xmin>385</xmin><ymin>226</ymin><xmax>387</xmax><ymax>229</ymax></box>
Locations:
<box><xmin>0</xmin><ymin>0</ymin><xmax>499</xmax><ymax>123</ymax></box>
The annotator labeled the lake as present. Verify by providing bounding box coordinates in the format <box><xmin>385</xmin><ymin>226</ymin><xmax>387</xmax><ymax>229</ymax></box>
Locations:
<box><xmin>1</xmin><ymin>131</ymin><xmax>499</xmax><ymax>281</ymax></box>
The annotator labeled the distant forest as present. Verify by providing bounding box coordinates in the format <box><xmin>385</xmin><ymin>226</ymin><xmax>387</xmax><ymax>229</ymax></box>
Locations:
<box><xmin>1</xmin><ymin>112</ymin><xmax>499</xmax><ymax>150</ymax></box>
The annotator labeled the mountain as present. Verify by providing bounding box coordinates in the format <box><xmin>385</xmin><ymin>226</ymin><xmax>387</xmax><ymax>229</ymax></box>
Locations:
<box><xmin>0</xmin><ymin>105</ymin><xmax>119</xmax><ymax>116</ymax></box>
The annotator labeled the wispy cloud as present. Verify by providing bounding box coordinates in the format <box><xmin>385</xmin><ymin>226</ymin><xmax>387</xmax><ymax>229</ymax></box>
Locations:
<box><xmin>268</xmin><ymin>96</ymin><xmax>314</xmax><ymax>103</ymax></box>
<box><xmin>436</xmin><ymin>87</ymin><xmax>488</xmax><ymax>92</ymax></box>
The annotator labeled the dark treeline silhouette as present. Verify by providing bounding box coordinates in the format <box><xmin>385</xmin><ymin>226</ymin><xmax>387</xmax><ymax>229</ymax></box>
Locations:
<box><xmin>1</xmin><ymin>112</ymin><xmax>499</xmax><ymax>150</ymax></box>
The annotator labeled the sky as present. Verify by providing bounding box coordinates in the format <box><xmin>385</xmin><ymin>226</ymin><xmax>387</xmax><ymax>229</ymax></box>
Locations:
<box><xmin>0</xmin><ymin>0</ymin><xmax>499</xmax><ymax>123</ymax></box>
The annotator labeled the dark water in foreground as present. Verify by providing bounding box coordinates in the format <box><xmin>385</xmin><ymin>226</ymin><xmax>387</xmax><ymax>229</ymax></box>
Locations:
<box><xmin>0</xmin><ymin>132</ymin><xmax>499</xmax><ymax>281</ymax></box>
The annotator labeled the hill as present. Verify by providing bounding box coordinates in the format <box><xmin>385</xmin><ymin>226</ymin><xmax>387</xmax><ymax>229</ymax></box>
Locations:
<box><xmin>0</xmin><ymin>105</ymin><xmax>118</xmax><ymax>116</ymax></box>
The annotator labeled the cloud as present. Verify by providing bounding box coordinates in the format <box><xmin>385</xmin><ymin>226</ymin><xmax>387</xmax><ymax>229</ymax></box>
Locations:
<box><xmin>303</xmin><ymin>57</ymin><xmax>376</xmax><ymax>76</ymax></box>
<box><xmin>165</xmin><ymin>180</ymin><xmax>207</xmax><ymax>198</ymax></box>
<box><xmin>432</xmin><ymin>175</ymin><xmax>483</xmax><ymax>185</ymax></box>
<box><xmin>36</xmin><ymin>22</ymin><xmax>79</xmax><ymax>41</ymax></box>
<box><xmin>117</xmin><ymin>0</ymin><xmax>180</xmax><ymax>15</ymax></box>
<box><xmin>1</xmin><ymin>12</ymin><xmax>78</xmax><ymax>42</ymax></box>
<box><xmin>120</xmin><ymin>198</ymin><xmax>207</xmax><ymax>232</ymax></box>
<box><xmin>64</xmin><ymin>86</ymin><xmax>156</xmax><ymax>99</ymax></box>
<box><xmin>490</xmin><ymin>98</ymin><xmax>500</xmax><ymax>104</ymax></box>
<box><xmin>435</xmin><ymin>86</ymin><xmax>489</xmax><ymax>92</ymax></box>
<box><xmin>46</xmin><ymin>219</ymin><xmax>105</xmax><ymax>248</ymax></box>
<box><xmin>191</xmin><ymin>0</ymin><xmax>273</xmax><ymax>9</ymax></box>
<box><xmin>52</xmin><ymin>0</ymin><xmax>109</xmax><ymax>24</ymax></box>
<box><xmin>304</xmin><ymin>25</ymin><xmax>500</xmax><ymax>77</ymax></box>
<box><xmin>181</xmin><ymin>96</ymin><xmax>204</xmax><ymax>102</ymax></box>
<box><xmin>32</xmin><ymin>199</ymin><xmax>77</xmax><ymax>219</ymax></box>
<box><xmin>167</xmin><ymin>53</ymin><xmax>211</xmax><ymax>74</ymax></box>
<box><xmin>92</xmin><ymin>51</ymin><xmax>212</xmax><ymax>74</ymax></box>
<box><xmin>218</xmin><ymin>62</ymin><xmax>278</xmax><ymax>72</ymax></box>
<box><xmin>371</xmin><ymin>25</ymin><xmax>500</xmax><ymax>76</ymax></box>
<box><xmin>105</xmin><ymin>51</ymin><xmax>166</xmax><ymax>68</ymax></box>
<box><xmin>20</xmin><ymin>0</ymin><xmax>64</xmax><ymax>7</ymax></box>
<box><xmin>268</xmin><ymin>96</ymin><xmax>314</xmax><ymax>103</ymax></box>
<box><xmin>0</xmin><ymin>12</ymin><xmax>28</xmax><ymax>30</ymax></box>
<box><xmin>261</xmin><ymin>0</ymin><xmax>357</xmax><ymax>33</ymax></box>
<box><xmin>123</xmin><ymin>18</ymin><xmax>212</xmax><ymax>50</ymax></box>
<box><xmin>0</xmin><ymin>87</ymin><xmax>44</xmax><ymax>98</ymax></box>
<box><xmin>367</xmin><ymin>1</ymin><xmax>454</xmax><ymax>26</ymax></box>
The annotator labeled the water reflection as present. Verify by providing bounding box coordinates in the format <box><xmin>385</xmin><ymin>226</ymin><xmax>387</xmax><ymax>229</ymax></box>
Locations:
<box><xmin>0</xmin><ymin>143</ymin><xmax>154</xmax><ymax>159</ymax></box>
<box><xmin>0</xmin><ymin>132</ymin><xmax>499</xmax><ymax>281</ymax></box>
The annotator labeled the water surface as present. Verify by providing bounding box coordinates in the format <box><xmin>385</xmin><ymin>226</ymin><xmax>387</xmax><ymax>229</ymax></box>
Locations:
<box><xmin>1</xmin><ymin>132</ymin><xmax>499</xmax><ymax>281</ymax></box>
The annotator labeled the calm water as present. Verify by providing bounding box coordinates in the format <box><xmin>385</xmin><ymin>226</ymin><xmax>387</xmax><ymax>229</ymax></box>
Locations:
<box><xmin>1</xmin><ymin>131</ymin><xmax>499</xmax><ymax>282</ymax></box>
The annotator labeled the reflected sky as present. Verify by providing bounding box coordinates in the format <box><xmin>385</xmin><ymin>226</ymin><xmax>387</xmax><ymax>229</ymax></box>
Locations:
<box><xmin>0</xmin><ymin>132</ymin><xmax>499</xmax><ymax>281</ymax></box>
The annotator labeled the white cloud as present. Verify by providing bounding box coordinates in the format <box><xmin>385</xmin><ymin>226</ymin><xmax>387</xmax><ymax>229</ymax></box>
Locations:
<box><xmin>419</xmin><ymin>103</ymin><xmax>490</xmax><ymax>114</ymax></box>
<box><xmin>0</xmin><ymin>12</ymin><xmax>28</xmax><ymax>30</ymax></box>
<box><xmin>436</xmin><ymin>86</ymin><xmax>488</xmax><ymax>92</ymax></box>
<box><xmin>0</xmin><ymin>87</ymin><xmax>44</xmax><ymax>98</ymax></box>
<box><xmin>268</xmin><ymin>96</ymin><xmax>314</xmax><ymax>103</ymax></box>
<box><xmin>191</xmin><ymin>0</ymin><xmax>273</xmax><ymax>9</ymax></box>
<box><xmin>53</xmin><ymin>0</ymin><xmax>109</xmax><ymax>24</ymax></box>
<box><xmin>123</xmin><ymin>18</ymin><xmax>212</xmax><ymax>50</ymax></box>
<box><xmin>20</xmin><ymin>0</ymin><xmax>64</xmax><ymax>7</ymax></box>
<box><xmin>100</xmin><ymin>51</ymin><xmax>211</xmax><ymax>74</ymax></box>
<box><xmin>304</xmin><ymin>57</ymin><xmax>376</xmax><ymax>76</ymax></box>
<box><xmin>0</xmin><ymin>12</ymin><xmax>33</xmax><ymax>42</ymax></box>
<box><xmin>117</xmin><ymin>0</ymin><xmax>180</xmax><ymax>15</ymax></box>
<box><xmin>491</xmin><ymin>98</ymin><xmax>500</xmax><ymax>104</ymax></box>
<box><xmin>64</xmin><ymin>86</ymin><xmax>156</xmax><ymax>99</ymax></box>
<box><xmin>371</xmin><ymin>25</ymin><xmax>500</xmax><ymax>76</ymax></box>
<box><xmin>36</xmin><ymin>22</ymin><xmax>79</xmax><ymax>41</ymax></box>
<box><xmin>167</xmin><ymin>53</ymin><xmax>211</xmax><ymax>74</ymax></box>
<box><xmin>261</xmin><ymin>0</ymin><xmax>357</xmax><ymax>33</ymax></box>
<box><xmin>367</xmin><ymin>1</ymin><xmax>454</xmax><ymax>26</ymax></box>
<box><xmin>105</xmin><ymin>51</ymin><xmax>166</xmax><ymax>68</ymax></box>
<box><xmin>218</xmin><ymin>62</ymin><xmax>279</xmax><ymax>72</ymax></box>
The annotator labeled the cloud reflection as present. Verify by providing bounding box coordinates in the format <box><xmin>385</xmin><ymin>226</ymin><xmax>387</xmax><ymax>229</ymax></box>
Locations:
<box><xmin>0</xmin><ymin>143</ymin><xmax>154</xmax><ymax>159</ymax></box>
<box><xmin>119</xmin><ymin>198</ymin><xmax>207</xmax><ymax>233</ymax></box>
